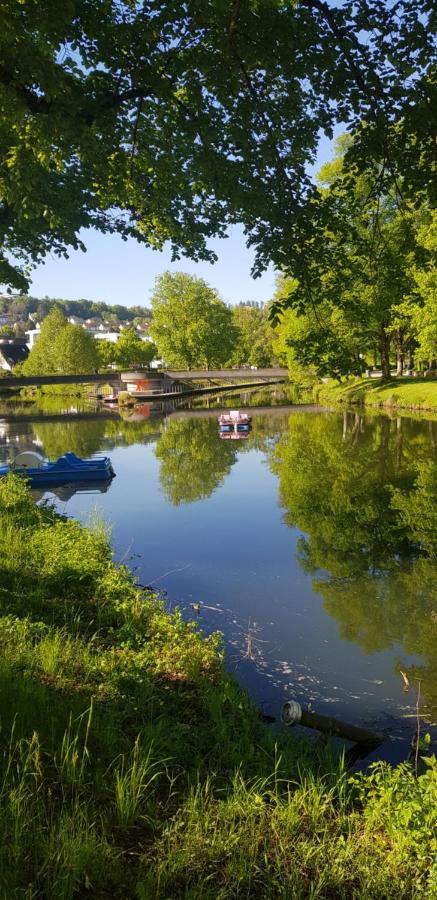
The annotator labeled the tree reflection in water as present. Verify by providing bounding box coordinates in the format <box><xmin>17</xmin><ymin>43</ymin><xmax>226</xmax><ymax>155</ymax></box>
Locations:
<box><xmin>154</xmin><ymin>414</ymin><xmax>288</xmax><ymax>505</ymax></box>
<box><xmin>34</xmin><ymin>418</ymin><xmax>107</xmax><ymax>460</ymax></box>
<box><xmin>271</xmin><ymin>412</ymin><xmax>437</xmax><ymax>719</ymax></box>
<box><xmin>155</xmin><ymin>418</ymin><xmax>239</xmax><ymax>505</ymax></box>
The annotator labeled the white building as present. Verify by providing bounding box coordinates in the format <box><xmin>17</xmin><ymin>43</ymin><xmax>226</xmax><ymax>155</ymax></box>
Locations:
<box><xmin>25</xmin><ymin>323</ymin><xmax>41</xmax><ymax>349</ymax></box>
<box><xmin>25</xmin><ymin>322</ymin><xmax>154</xmax><ymax>349</ymax></box>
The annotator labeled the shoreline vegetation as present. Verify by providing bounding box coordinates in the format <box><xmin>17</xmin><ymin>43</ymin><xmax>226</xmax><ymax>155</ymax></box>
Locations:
<box><xmin>314</xmin><ymin>377</ymin><xmax>437</xmax><ymax>414</ymax></box>
<box><xmin>0</xmin><ymin>475</ymin><xmax>435</xmax><ymax>898</ymax></box>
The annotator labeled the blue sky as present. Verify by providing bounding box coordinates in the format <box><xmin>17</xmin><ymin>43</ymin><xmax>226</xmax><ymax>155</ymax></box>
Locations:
<box><xmin>28</xmin><ymin>131</ymin><xmax>340</xmax><ymax>309</ymax></box>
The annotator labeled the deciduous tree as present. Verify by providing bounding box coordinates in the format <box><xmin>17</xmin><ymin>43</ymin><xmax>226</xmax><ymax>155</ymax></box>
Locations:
<box><xmin>0</xmin><ymin>1</ymin><xmax>433</xmax><ymax>290</ymax></box>
<box><xmin>271</xmin><ymin>138</ymin><xmax>424</xmax><ymax>378</ymax></box>
<box><xmin>22</xmin><ymin>307</ymin><xmax>67</xmax><ymax>374</ymax></box>
<box><xmin>229</xmin><ymin>306</ymin><xmax>276</xmax><ymax>368</ymax></box>
<box><xmin>114</xmin><ymin>326</ymin><xmax>156</xmax><ymax>369</ymax></box>
<box><xmin>53</xmin><ymin>324</ymin><xmax>99</xmax><ymax>374</ymax></box>
<box><xmin>96</xmin><ymin>339</ymin><xmax>116</xmax><ymax>369</ymax></box>
<box><xmin>150</xmin><ymin>272</ymin><xmax>236</xmax><ymax>369</ymax></box>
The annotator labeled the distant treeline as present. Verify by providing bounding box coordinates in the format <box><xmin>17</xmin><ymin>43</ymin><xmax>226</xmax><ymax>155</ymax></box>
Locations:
<box><xmin>0</xmin><ymin>294</ymin><xmax>151</xmax><ymax>325</ymax></box>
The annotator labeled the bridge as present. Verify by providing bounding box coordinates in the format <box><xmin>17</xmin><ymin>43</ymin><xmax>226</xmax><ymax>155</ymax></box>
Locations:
<box><xmin>0</xmin><ymin>367</ymin><xmax>288</xmax><ymax>396</ymax></box>
<box><xmin>164</xmin><ymin>368</ymin><xmax>287</xmax><ymax>382</ymax></box>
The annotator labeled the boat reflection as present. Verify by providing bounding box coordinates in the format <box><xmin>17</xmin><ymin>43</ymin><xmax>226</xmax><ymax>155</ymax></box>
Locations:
<box><xmin>30</xmin><ymin>479</ymin><xmax>114</xmax><ymax>502</ymax></box>
<box><xmin>219</xmin><ymin>430</ymin><xmax>250</xmax><ymax>440</ymax></box>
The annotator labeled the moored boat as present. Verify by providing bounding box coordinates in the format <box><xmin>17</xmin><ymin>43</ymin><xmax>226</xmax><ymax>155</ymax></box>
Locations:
<box><xmin>218</xmin><ymin>409</ymin><xmax>251</xmax><ymax>435</ymax></box>
<box><xmin>0</xmin><ymin>451</ymin><xmax>115</xmax><ymax>486</ymax></box>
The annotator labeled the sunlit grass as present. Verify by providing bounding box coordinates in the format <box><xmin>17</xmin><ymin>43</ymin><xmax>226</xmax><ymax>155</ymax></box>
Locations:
<box><xmin>315</xmin><ymin>376</ymin><xmax>437</xmax><ymax>412</ymax></box>
<box><xmin>0</xmin><ymin>474</ymin><xmax>435</xmax><ymax>898</ymax></box>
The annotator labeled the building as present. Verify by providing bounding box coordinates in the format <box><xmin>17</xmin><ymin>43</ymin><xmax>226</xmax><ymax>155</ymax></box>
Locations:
<box><xmin>24</xmin><ymin>320</ymin><xmax>153</xmax><ymax>352</ymax></box>
<box><xmin>93</xmin><ymin>330</ymin><xmax>122</xmax><ymax>344</ymax></box>
<box><xmin>25</xmin><ymin>323</ymin><xmax>41</xmax><ymax>349</ymax></box>
<box><xmin>0</xmin><ymin>338</ymin><xmax>29</xmax><ymax>370</ymax></box>
<box><xmin>67</xmin><ymin>315</ymin><xmax>86</xmax><ymax>326</ymax></box>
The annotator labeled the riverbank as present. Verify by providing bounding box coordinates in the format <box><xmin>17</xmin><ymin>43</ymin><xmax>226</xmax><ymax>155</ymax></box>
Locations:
<box><xmin>314</xmin><ymin>376</ymin><xmax>437</xmax><ymax>413</ymax></box>
<box><xmin>0</xmin><ymin>474</ymin><xmax>435</xmax><ymax>898</ymax></box>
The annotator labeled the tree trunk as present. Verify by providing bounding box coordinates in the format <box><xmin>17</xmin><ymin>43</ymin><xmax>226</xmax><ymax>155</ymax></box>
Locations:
<box><xmin>380</xmin><ymin>329</ymin><xmax>391</xmax><ymax>380</ymax></box>
<box><xmin>394</xmin><ymin>329</ymin><xmax>404</xmax><ymax>376</ymax></box>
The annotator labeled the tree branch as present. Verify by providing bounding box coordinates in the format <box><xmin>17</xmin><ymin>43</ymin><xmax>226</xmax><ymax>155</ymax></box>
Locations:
<box><xmin>0</xmin><ymin>64</ymin><xmax>51</xmax><ymax>113</ymax></box>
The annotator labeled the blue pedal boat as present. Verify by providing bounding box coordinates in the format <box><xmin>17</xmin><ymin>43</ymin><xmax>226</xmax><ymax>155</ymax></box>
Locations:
<box><xmin>0</xmin><ymin>451</ymin><xmax>115</xmax><ymax>486</ymax></box>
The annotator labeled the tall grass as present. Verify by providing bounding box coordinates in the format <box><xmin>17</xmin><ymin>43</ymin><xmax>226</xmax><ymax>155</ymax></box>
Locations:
<box><xmin>0</xmin><ymin>474</ymin><xmax>435</xmax><ymax>898</ymax></box>
<box><xmin>112</xmin><ymin>737</ymin><xmax>163</xmax><ymax>830</ymax></box>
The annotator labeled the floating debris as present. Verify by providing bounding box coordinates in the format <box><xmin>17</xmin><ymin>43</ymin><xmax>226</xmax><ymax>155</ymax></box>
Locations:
<box><xmin>399</xmin><ymin>670</ymin><xmax>410</xmax><ymax>691</ymax></box>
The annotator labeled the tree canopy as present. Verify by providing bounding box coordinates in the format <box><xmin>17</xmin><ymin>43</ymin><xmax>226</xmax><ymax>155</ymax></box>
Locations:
<box><xmin>271</xmin><ymin>136</ymin><xmax>436</xmax><ymax>378</ymax></box>
<box><xmin>149</xmin><ymin>272</ymin><xmax>236</xmax><ymax>369</ymax></box>
<box><xmin>21</xmin><ymin>307</ymin><xmax>68</xmax><ymax>375</ymax></box>
<box><xmin>53</xmin><ymin>323</ymin><xmax>99</xmax><ymax>374</ymax></box>
<box><xmin>0</xmin><ymin>1</ymin><xmax>434</xmax><ymax>290</ymax></box>
<box><xmin>22</xmin><ymin>307</ymin><xmax>99</xmax><ymax>374</ymax></box>
<box><xmin>229</xmin><ymin>306</ymin><xmax>277</xmax><ymax>368</ymax></box>
<box><xmin>110</xmin><ymin>326</ymin><xmax>156</xmax><ymax>369</ymax></box>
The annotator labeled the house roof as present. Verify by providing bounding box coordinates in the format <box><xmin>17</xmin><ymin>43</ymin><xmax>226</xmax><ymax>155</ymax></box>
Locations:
<box><xmin>0</xmin><ymin>342</ymin><xmax>29</xmax><ymax>366</ymax></box>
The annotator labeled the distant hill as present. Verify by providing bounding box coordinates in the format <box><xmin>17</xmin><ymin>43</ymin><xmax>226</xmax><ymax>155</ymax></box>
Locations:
<box><xmin>0</xmin><ymin>294</ymin><xmax>152</xmax><ymax>328</ymax></box>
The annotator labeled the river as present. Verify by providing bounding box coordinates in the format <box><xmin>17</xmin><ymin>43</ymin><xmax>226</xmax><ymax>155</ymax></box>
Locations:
<box><xmin>1</xmin><ymin>390</ymin><xmax>436</xmax><ymax>762</ymax></box>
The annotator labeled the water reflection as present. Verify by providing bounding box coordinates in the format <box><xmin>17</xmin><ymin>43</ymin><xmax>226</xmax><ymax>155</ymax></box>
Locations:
<box><xmin>1</xmin><ymin>395</ymin><xmax>436</xmax><ymax>737</ymax></box>
<box><xmin>271</xmin><ymin>412</ymin><xmax>437</xmax><ymax>720</ymax></box>
<box><xmin>155</xmin><ymin>418</ymin><xmax>239</xmax><ymax>505</ymax></box>
<box><xmin>30</xmin><ymin>480</ymin><xmax>114</xmax><ymax>502</ymax></box>
<box><xmin>33</xmin><ymin>419</ymin><xmax>107</xmax><ymax>459</ymax></box>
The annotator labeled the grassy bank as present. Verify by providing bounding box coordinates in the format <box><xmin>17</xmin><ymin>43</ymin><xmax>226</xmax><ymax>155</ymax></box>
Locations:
<box><xmin>314</xmin><ymin>377</ymin><xmax>437</xmax><ymax>413</ymax></box>
<box><xmin>0</xmin><ymin>476</ymin><xmax>435</xmax><ymax>898</ymax></box>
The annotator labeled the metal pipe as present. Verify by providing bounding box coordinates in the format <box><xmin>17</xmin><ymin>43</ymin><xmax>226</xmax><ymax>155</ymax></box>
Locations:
<box><xmin>282</xmin><ymin>700</ymin><xmax>386</xmax><ymax>749</ymax></box>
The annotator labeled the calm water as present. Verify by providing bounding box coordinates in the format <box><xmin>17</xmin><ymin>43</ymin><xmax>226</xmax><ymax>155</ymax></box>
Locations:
<box><xmin>1</xmin><ymin>392</ymin><xmax>436</xmax><ymax>760</ymax></box>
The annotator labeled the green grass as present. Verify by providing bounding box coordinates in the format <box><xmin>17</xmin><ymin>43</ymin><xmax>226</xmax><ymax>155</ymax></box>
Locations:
<box><xmin>0</xmin><ymin>475</ymin><xmax>435</xmax><ymax>898</ymax></box>
<box><xmin>314</xmin><ymin>377</ymin><xmax>437</xmax><ymax>413</ymax></box>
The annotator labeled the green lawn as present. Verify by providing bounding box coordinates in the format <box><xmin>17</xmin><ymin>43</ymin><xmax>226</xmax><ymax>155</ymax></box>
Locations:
<box><xmin>315</xmin><ymin>377</ymin><xmax>437</xmax><ymax>412</ymax></box>
<box><xmin>0</xmin><ymin>475</ymin><xmax>435</xmax><ymax>898</ymax></box>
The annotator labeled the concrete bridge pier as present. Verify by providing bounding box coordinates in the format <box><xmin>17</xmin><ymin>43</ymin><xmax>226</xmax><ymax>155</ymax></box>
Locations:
<box><xmin>120</xmin><ymin>371</ymin><xmax>191</xmax><ymax>397</ymax></box>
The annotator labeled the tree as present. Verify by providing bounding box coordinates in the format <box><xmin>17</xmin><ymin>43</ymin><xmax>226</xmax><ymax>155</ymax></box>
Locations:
<box><xmin>229</xmin><ymin>306</ymin><xmax>276</xmax><ymax>368</ymax></box>
<box><xmin>53</xmin><ymin>324</ymin><xmax>99</xmax><ymax>374</ymax></box>
<box><xmin>149</xmin><ymin>272</ymin><xmax>236</xmax><ymax>369</ymax></box>
<box><xmin>114</xmin><ymin>327</ymin><xmax>156</xmax><ymax>369</ymax></box>
<box><xmin>272</xmin><ymin>278</ymin><xmax>333</xmax><ymax>383</ymax></box>
<box><xmin>0</xmin><ymin>1</ymin><xmax>433</xmax><ymax>290</ymax></box>
<box><xmin>21</xmin><ymin>307</ymin><xmax>67</xmax><ymax>374</ymax></box>
<box><xmin>0</xmin><ymin>294</ymin><xmax>151</xmax><ymax>328</ymax></box>
<box><xmin>22</xmin><ymin>307</ymin><xmax>102</xmax><ymax>374</ymax></box>
<box><xmin>271</xmin><ymin>137</ymin><xmax>422</xmax><ymax>379</ymax></box>
<box><xmin>405</xmin><ymin>211</ymin><xmax>437</xmax><ymax>367</ymax></box>
<box><xmin>96</xmin><ymin>339</ymin><xmax>116</xmax><ymax>369</ymax></box>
